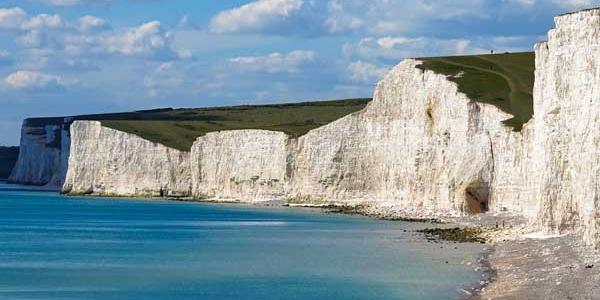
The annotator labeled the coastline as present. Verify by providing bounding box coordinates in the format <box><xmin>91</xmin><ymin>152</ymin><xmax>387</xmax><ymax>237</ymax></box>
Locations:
<box><xmin>64</xmin><ymin>195</ymin><xmax>536</xmax><ymax>298</ymax></box>
<box><xmin>4</xmin><ymin>182</ymin><xmax>599</xmax><ymax>299</ymax></box>
<box><xmin>264</xmin><ymin>201</ymin><xmax>501</xmax><ymax>298</ymax></box>
<box><xmin>315</xmin><ymin>202</ymin><xmax>600</xmax><ymax>299</ymax></box>
<box><xmin>0</xmin><ymin>182</ymin><xmax>494</xmax><ymax>298</ymax></box>
<box><xmin>0</xmin><ymin>186</ymin><xmax>486</xmax><ymax>300</ymax></box>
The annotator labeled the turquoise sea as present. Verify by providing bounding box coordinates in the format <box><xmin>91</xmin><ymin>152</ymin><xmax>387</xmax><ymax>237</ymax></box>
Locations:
<box><xmin>0</xmin><ymin>183</ymin><xmax>484</xmax><ymax>300</ymax></box>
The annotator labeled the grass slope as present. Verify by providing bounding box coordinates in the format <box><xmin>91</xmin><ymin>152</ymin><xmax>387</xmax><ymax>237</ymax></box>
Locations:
<box><xmin>416</xmin><ymin>52</ymin><xmax>534</xmax><ymax>130</ymax></box>
<box><xmin>24</xmin><ymin>98</ymin><xmax>371</xmax><ymax>151</ymax></box>
<box><xmin>0</xmin><ymin>146</ymin><xmax>19</xmax><ymax>179</ymax></box>
<box><xmin>102</xmin><ymin>99</ymin><xmax>370</xmax><ymax>151</ymax></box>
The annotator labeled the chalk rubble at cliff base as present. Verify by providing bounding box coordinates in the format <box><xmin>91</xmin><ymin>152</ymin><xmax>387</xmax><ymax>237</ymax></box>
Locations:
<box><xmin>8</xmin><ymin>8</ymin><xmax>600</xmax><ymax>250</ymax></box>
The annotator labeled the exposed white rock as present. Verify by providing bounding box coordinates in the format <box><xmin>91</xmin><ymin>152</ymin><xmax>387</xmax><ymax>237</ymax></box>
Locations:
<box><xmin>8</xmin><ymin>120</ymin><xmax>68</xmax><ymax>188</ymax></box>
<box><xmin>287</xmin><ymin>60</ymin><xmax>536</xmax><ymax>219</ymax></box>
<box><xmin>190</xmin><ymin>130</ymin><xmax>288</xmax><ymax>202</ymax></box>
<box><xmin>529</xmin><ymin>9</ymin><xmax>600</xmax><ymax>247</ymax></box>
<box><xmin>62</xmin><ymin>121</ymin><xmax>191</xmax><ymax>197</ymax></box>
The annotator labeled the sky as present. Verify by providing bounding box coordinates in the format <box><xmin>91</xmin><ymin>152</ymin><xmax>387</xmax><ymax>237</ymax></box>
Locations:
<box><xmin>0</xmin><ymin>0</ymin><xmax>599</xmax><ymax>145</ymax></box>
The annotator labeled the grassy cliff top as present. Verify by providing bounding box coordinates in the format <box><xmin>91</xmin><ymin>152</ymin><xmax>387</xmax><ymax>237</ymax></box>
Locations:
<box><xmin>26</xmin><ymin>98</ymin><xmax>371</xmax><ymax>151</ymax></box>
<box><xmin>416</xmin><ymin>52</ymin><xmax>534</xmax><ymax>130</ymax></box>
<box><xmin>101</xmin><ymin>99</ymin><xmax>371</xmax><ymax>150</ymax></box>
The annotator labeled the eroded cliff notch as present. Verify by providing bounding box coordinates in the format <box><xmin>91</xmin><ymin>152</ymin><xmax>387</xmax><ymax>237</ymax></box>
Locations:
<box><xmin>463</xmin><ymin>181</ymin><xmax>490</xmax><ymax>214</ymax></box>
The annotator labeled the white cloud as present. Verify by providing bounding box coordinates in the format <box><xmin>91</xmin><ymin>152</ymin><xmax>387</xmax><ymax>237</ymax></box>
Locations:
<box><xmin>0</xmin><ymin>7</ymin><xmax>187</xmax><ymax>60</ymax></box>
<box><xmin>25</xmin><ymin>14</ymin><xmax>63</xmax><ymax>29</ymax></box>
<box><xmin>143</xmin><ymin>62</ymin><xmax>185</xmax><ymax>97</ymax></box>
<box><xmin>210</xmin><ymin>0</ymin><xmax>304</xmax><ymax>34</ymax></box>
<box><xmin>178</xmin><ymin>15</ymin><xmax>189</xmax><ymax>28</ymax></box>
<box><xmin>513</xmin><ymin>0</ymin><xmax>598</xmax><ymax>8</ymax></box>
<box><xmin>325</xmin><ymin>0</ymin><xmax>363</xmax><ymax>33</ymax></box>
<box><xmin>322</xmin><ymin>0</ymin><xmax>491</xmax><ymax>35</ymax></box>
<box><xmin>344</xmin><ymin>36</ymin><xmax>476</xmax><ymax>62</ymax></box>
<box><xmin>509</xmin><ymin>0</ymin><xmax>536</xmax><ymax>5</ymax></box>
<box><xmin>78</xmin><ymin>15</ymin><xmax>109</xmax><ymax>32</ymax></box>
<box><xmin>0</xmin><ymin>50</ymin><xmax>12</xmax><ymax>65</ymax></box>
<box><xmin>0</xmin><ymin>7</ymin><xmax>29</xmax><ymax>30</ymax></box>
<box><xmin>4</xmin><ymin>70</ymin><xmax>64</xmax><ymax>89</ymax></box>
<box><xmin>347</xmin><ymin>61</ymin><xmax>388</xmax><ymax>83</ymax></box>
<box><xmin>229</xmin><ymin>50</ymin><xmax>315</xmax><ymax>73</ymax></box>
<box><xmin>105</xmin><ymin>21</ymin><xmax>167</xmax><ymax>56</ymax></box>
<box><xmin>0</xmin><ymin>7</ymin><xmax>63</xmax><ymax>30</ymax></box>
<box><xmin>343</xmin><ymin>34</ymin><xmax>539</xmax><ymax>65</ymax></box>
<box><xmin>552</xmin><ymin>0</ymin><xmax>596</xmax><ymax>7</ymax></box>
<box><xmin>37</xmin><ymin>0</ymin><xmax>84</xmax><ymax>6</ymax></box>
<box><xmin>34</xmin><ymin>0</ymin><xmax>114</xmax><ymax>6</ymax></box>
<box><xmin>62</xmin><ymin>21</ymin><xmax>187</xmax><ymax>59</ymax></box>
<box><xmin>61</xmin><ymin>59</ymin><xmax>100</xmax><ymax>72</ymax></box>
<box><xmin>208</xmin><ymin>0</ymin><xmax>578</xmax><ymax>37</ymax></box>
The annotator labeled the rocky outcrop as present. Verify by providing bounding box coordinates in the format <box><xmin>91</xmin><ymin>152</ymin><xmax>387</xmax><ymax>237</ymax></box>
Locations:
<box><xmin>62</xmin><ymin>121</ymin><xmax>191</xmax><ymax>197</ymax></box>
<box><xmin>529</xmin><ymin>9</ymin><xmax>600</xmax><ymax>247</ymax></box>
<box><xmin>191</xmin><ymin>130</ymin><xmax>288</xmax><ymax>201</ymax></box>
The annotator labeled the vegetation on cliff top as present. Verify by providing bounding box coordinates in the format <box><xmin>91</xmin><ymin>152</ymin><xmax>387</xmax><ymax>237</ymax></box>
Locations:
<box><xmin>26</xmin><ymin>98</ymin><xmax>371</xmax><ymax>151</ymax></box>
<box><xmin>0</xmin><ymin>146</ymin><xmax>19</xmax><ymax>179</ymax></box>
<box><xmin>417</xmin><ymin>52</ymin><xmax>534</xmax><ymax>130</ymax></box>
<box><xmin>102</xmin><ymin>99</ymin><xmax>371</xmax><ymax>150</ymax></box>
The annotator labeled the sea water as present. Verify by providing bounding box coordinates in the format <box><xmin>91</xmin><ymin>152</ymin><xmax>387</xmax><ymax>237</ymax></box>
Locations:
<box><xmin>0</xmin><ymin>183</ymin><xmax>484</xmax><ymax>300</ymax></box>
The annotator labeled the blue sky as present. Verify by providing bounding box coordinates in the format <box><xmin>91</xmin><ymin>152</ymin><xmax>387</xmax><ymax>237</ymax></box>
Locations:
<box><xmin>0</xmin><ymin>0</ymin><xmax>599</xmax><ymax>145</ymax></box>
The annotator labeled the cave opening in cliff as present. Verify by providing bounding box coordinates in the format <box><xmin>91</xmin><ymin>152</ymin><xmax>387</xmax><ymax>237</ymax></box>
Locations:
<box><xmin>464</xmin><ymin>182</ymin><xmax>490</xmax><ymax>214</ymax></box>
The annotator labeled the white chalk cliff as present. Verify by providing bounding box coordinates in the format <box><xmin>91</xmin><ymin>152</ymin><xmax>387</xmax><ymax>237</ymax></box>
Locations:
<box><xmin>287</xmin><ymin>60</ymin><xmax>534</xmax><ymax>219</ymax></box>
<box><xmin>9</xmin><ymin>119</ymin><xmax>70</xmax><ymax>188</ymax></box>
<box><xmin>529</xmin><ymin>9</ymin><xmax>600</xmax><ymax>246</ymax></box>
<box><xmin>61</xmin><ymin>121</ymin><xmax>191</xmax><ymax>197</ymax></box>
<box><xmin>8</xmin><ymin>9</ymin><xmax>600</xmax><ymax>248</ymax></box>
<box><xmin>190</xmin><ymin>130</ymin><xmax>288</xmax><ymax>201</ymax></box>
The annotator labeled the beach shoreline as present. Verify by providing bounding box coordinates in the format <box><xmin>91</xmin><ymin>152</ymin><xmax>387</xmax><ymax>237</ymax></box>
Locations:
<box><xmin>74</xmin><ymin>195</ymin><xmax>599</xmax><ymax>299</ymax></box>
<box><xmin>4</xmin><ymin>181</ymin><xmax>599</xmax><ymax>299</ymax></box>
<box><xmin>310</xmin><ymin>202</ymin><xmax>600</xmax><ymax>300</ymax></box>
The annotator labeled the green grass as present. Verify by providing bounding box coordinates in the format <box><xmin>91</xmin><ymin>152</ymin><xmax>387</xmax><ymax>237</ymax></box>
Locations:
<box><xmin>0</xmin><ymin>146</ymin><xmax>19</xmax><ymax>179</ymax></box>
<box><xmin>52</xmin><ymin>98</ymin><xmax>368</xmax><ymax>151</ymax></box>
<box><xmin>416</xmin><ymin>52</ymin><xmax>534</xmax><ymax>130</ymax></box>
<box><xmin>24</xmin><ymin>99</ymin><xmax>370</xmax><ymax>151</ymax></box>
<box><xmin>101</xmin><ymin>99</ymin><xmax>370</xmax><ymax>150</ymax></box>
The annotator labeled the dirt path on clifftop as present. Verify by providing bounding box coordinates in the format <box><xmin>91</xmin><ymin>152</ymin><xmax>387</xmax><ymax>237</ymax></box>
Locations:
<box><xmin>436</xmin><ymin>57</ymin><xmax>527</xmax><ymax>108</ymax></box>
<box><xmin>437</xmin><ymin>58</ymin><xmax>519</xmax><ymax>93</ymax></box>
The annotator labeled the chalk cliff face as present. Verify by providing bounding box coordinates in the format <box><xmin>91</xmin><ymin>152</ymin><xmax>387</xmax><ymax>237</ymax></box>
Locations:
<box><xmin>190</xmin><ymin>130</ymin><xmax>288</xmax><ymax>201</ymax></box>
<box><xmin>530</xmin><ymin>10</ymin><xmax>600</xmax><ymax>246</ymax></box>
<box><xmin>287</xmin><ymin>61</ymin><xmax>535</xmax><ymax>218</ymax></box>
<box><xmin>8</xmin><ymin>120</ymin><xmax>70</xmax><ymax>187</ymax></box>
<box><xmin>62</xmin><ymin>121</ymin><xmax>191</xmax><ymax>197</ymax></box>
